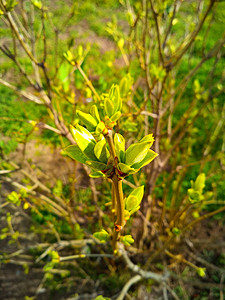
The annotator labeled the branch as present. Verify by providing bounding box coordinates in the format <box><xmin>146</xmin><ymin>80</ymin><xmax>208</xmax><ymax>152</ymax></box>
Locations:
<box><xmin>163</xmin><ymin>0</ymin><xmax>179</xmax><ymax>49</ymax></box>
<box><xmin>0</xmin><ymin>78</ymin><xmax>43</xmax><ymax>104</ymax></box>
<box><xmin>5</xmin><ymin>11</ymin><xmax>38</xmax><ymax>64</ymax></box>
<box><xmin>119</xmin><ymin>245</ymin><xmax>167</xmax><ymax>282</ymax></box>
<box><xmin>171</xmin><ymin>0</ymin><xmax>215</xmax><ymax>67</ymax></box>
<box><xmin>116</xmin><ymin>274</ymin><xmax>142</xmax><ymax>300</ymax></box>
<box><xmin>149</xmin><ymin>0</ymin><xmax>164</xmax><ymax>65</ymax></box>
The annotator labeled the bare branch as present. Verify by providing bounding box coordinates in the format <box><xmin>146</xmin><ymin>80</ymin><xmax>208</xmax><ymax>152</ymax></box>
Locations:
<box><xmin>0</xmin><ymin>78</ymin><xmax>43</xmax><ymax>104</ymax></box>
<box><xmin>116</xmin><ymin>274</ymin><xmax>142</xmax><ymax>300</ymax></box>
<box><xmin>119</xmin><ymin>245</ymin><xmax>167</xmax><ymax>282</ymax></box>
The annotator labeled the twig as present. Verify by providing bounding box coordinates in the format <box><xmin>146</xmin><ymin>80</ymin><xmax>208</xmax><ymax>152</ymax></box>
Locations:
<box><xmin>76</xmin><ymin>64</ymin><xmax>100</xmax><ymax>101</ymax></box>
<box><xmin>119</xmin><ymin>245</ymin><xmax>167</xmax><ymax>282</ymax></box>
<box><xmin>60</xmin><ymin>253</ymin><xmax>114</xmax><ymax>262</ymax></box>
<box><xmin>149</xmin><ymin>0</ymin><xmax>164</xmax><ymax>65</ymax></box>
<box><xmin>183</xmin><ymin>205</ymin><xmax>225</xmax><ymax>232</ymax></box>
<box><xmin>171</xmin><ymin>0</ymin><xmax>215</xmax><ymax>67</ymax></box>
<box><xmin>116</xmin><ymin>274</ymin><xmax>142</xmax><ymax>300</ymax></box>
<box><xmin>0</xmin><ymin>78</ymin><xmax>43</xmax><ymax>104</ymax></box>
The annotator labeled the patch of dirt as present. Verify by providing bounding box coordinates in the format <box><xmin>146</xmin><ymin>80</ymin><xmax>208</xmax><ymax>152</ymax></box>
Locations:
<box><xmin>0</xmin><ymin>138</ymin><xmax>88</xmax><ymax>300</ymax></box>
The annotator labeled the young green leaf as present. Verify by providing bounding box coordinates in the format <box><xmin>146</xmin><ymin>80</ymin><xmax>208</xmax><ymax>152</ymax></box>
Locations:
<box><xmin>90</xmin><ymin>105</ymin><xmax>101</xmax><ymax>122</ymax></box>
<box><xmin>126</xmin><ymin>195</ymin><xmax>139</xmax><ymax>211</ymax></box>
<box><xmin>119</xmin><ymin>74</ymin><xmax>132</xmax><ymax>97</ymax></box>
<box><xmin>76</xmin><ymin>110</ymin><xmax>97</xmax><ymax>131</ymax></box>
<box><xmin>197</xmin><ymin>268</ymin><xmax>206</xmax><ymax>277</ymax></box>
<box><xmin>125</xmin><ymin>185</ymin><xmax>144</xmax><ymax>214</ymax></box>
<box><xmin>120</xmin><ymin>235</ymin><xmax>134</xmax><ymax>246</ymax></box>
<box><xmin>139</xmin><ymin>134</ymin><xmax>154</xmax><ymax>147</ymax></box>
<box><xmin>112</xmin><ymin>85</ymin><xmax>122</xmax><ymax>113</ymax></box>
<box><xmin>129</xmin><ymin>185</ymin><xmax>144</xmax><ymax>204</ymax></box>
<box><xmin>89</xmin><ymin>171</ymin><xmax>104</xmax><ymax>178</ymax></box>
<box><xmin>93</xmin><ymin>229</ymin><xmax>110</xmax><ymax>243</ymax></box>
<box><xmin>114</xmin><ymin>133</ymin><xmax>125</xmax><ymax>162</ymax></box>
<box><xmin>111</xmin><ymin>111</ymin><xmax>121</xmax><ymax>122</ymax></box>
<box><xmin>117</xmin><ymin>163</ymin><xmax>136</xmax><ymax>175</ymax></box>
<box><xmin>194</xmin><ymin>173</ymin><xmax>205</xmax><ymax>193</ymax></box>
<box><xmin>86</xmin><ymin>161</ymin><xmax>108</xmax><ymax>171</ymax></box>
<box><xmin>104</xmin><ymin>98</ymin><xmax>114</xmax><ymax>117</ymax></box>
<box><xmin>188</xmin><ymin>189</ymin><xmax>201</xmax><ymax>203</ymax></box>
<box><xmin>108</xmin><ymin>84</ymin><xmax>115</xmax><ymax>99</ymax></box>
<box><xmin>132</xmin><ymin>149</ymin><xmax>158</xmax><ymax>169</ymax></box>
<box><xmin>129</xmin><ymin>205</ymin><xmax>140</xmax><ymax>215</ymax></box>
<box><xmin>94</xmin><ymin>138</ymin><xmax>110</xmax><ymax>163</ymax></box>
<box><xmin>124</xmin><ymin>209</ymin><xmax>130</xmax><ymax>221</ymax></box>
<box><xmin>61</xmin><ymin>145</ymin><xmax>88</xmax><ymax>164</ymax></box>
<box><xmin>96</xmin><ymin>121</ymin><xmax>107</xmax><ymax>135</ymax></box>
<box><xmin>125</xmin><ymin>141</ymin><xmax>150</xmax><ymax>166</ymax></box>
<box><xmin>70</xmin><ymin>125</ymin><xmax>97</xmax><ymax>161</ymax></box>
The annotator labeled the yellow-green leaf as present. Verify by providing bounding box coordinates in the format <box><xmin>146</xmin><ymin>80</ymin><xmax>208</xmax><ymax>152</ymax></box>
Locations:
<box><xmin>111</xmin><ymin>111</ymin><xmax>121</xmax><ymax>122</ymax></box>
<box><xmin>125</xmin><ymin>141</ymin><xmax>150</xmax><ymax>166</ymax></box>
<box><xmin>86</xmin><ymin>161</ymin><xmax>107</xmax><ymax>171</ymax></box>
<box><xmin>194</xmin><ymin>173</ymin><xmax>205</xmax><ymax>193</ymax></box>
<box><xmin>70</xmin><ymin>125</ymin><xmax>97</xmax><ymax>161</ymax></box>
<box><xmin>114</xmin><ymin>133</ymin><xmax>125</xmax><ymax>162</ymax></box>
<box><xmin>117</xmin><ymin>163</ymin><xmax>136</xmax><ymax>175</ymax></box>
<box><xmin>120</xmin><ymin>235</ymin><xmax>134</xmax><ymax>246</ymax></box>
<box><xmin>93</xmin><ymin>229</ymin><xmax>110</xmax><ymax>243</ymax></box>
<box><xmin>132</xmin><ymin>149</ymin><xmax>158</xmax><ymax>169</ymax></box>
<box><xmin>94</xmin><ymin>138</ymin><xmax>110</xmax><ymax>163</ymax></box>
<box><xmin>126</xmin><ymin>195</ymin><xmax>138</xmax><ymax>211</ymax></box>
<box><xmin>90</xmin><ymin>105</ymin><xmax>101</xmax><ymax>122</ymax></box>
<box><xmin>77</xmin><ymin>110</ymin><xmax>97</xmax><ymax>131</ymax></box>
<box><xmin>104</xmin><ymin>98</ymin><xmax>114</xmax><ymax>117</ymax></box>
<box><xmin>61</xmin><ymin>145</ymin><xmax>88</xmax><ymax>164</ymax></box>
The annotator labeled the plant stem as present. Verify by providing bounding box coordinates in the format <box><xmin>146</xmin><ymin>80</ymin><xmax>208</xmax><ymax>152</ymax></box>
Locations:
<box><xmin>105</xmin><ymin>130</ymin><xmax>125</xmax><ymax>251</ymax></box>
<box><xmin>112</xmin><ymin>177</ymin><xmax>125</xmax><ymax>229</ymax></box>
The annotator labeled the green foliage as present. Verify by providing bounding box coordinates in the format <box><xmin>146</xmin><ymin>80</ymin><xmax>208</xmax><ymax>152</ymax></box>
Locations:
<box><xmin>125</xmin><ymin>186</ymin><xmax>144</xmax><ymax>215</ymax></box>
<box><xmin>120</xmin><ymin>235</ymin><xmax>134</xmax><ymax>246</ymax></box>
<box><xmin>0</xmin><ymin>0</ymin><xmax>225</xmax><ymax>298</ymax></box>
<box><xmin>93</xmin><ymin>229</ymin><xmax>110</xmax><ymax>243</ymax></box>
<box><xmin>188</xmin><ymin>173</ymin><xmax>206</xmax><ymax>203</ymax></box>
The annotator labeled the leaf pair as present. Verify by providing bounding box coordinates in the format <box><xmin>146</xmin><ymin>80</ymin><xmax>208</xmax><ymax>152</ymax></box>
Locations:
<box><xmin>120</xmin><ymin>235</ymin><xmax>134</xmax><ymax>246</ymax></box>
<box><xmin>114</xmin><ymin>133</ymin><xmax>158</xmax><ymax>176</ymax></box>
<box><xmin>93</xmin><ymin>229</ymin><xmax>110</xmax><ymax>243</ymax></box>
<box><xmin>62</xmin><ymin>125</ymin><xmax>109</xmax><ymax>176</ymax></box>
<box><xmin>188</xmin><ymin>173</ymin><xmax>206</xmax><ymax>203</ymax></box>
<box><xmin>125</xmin><ymin>186</ymin><xmax>144</xmax><ymax>216</ymax></box>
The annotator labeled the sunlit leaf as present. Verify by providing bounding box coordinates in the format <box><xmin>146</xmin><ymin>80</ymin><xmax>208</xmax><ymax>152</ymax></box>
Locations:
<box><xmin>89</xmin><ymin>171</ymin><xmax>104</xmax><ymax>178</ymax></box>
<box><xmin>126</xmin><ymin>195</ymin><xmax>138</xmax><ymax>211</ymax></box>
<box><xmin>139</xmin><ymin>134</ymin><xmax>154</xmax><ymax>147</ymax></box>
<box><xmin>86</xmin><ymin>160</ymin><xmax>107</xmax><ymax>171</ymax></box>
<box><xmin>90</xmin><ymin>105</ymin><xmax>101</xmax><ymax>122</ymax></box>
<box><xmin>61</xmin><ymin>145</ymin><xmax>88</xmax><ymax>164</ymax></box>
<box><xmin>117</xmin><ymin>162</ymin><xmax>136</xmax><ymax>175</ymax></box>
<box><xmin>120</xmin><ymin>234</ymin><xmax>134</xmax><ymax>246</ymax></box>
<box><xmin>112</xmin><ymin>85</ymin><xmax>122</xmax><ymax>113</ymax></box>
<box><xmin>77</xmin><ymin>110</ymin><xmax>97</xmax><ymax>131</ymax></box>
<box><xmin>93</xmin><ymin>229</ymin><xmax>110</xmax><ymax>243</ymax></box>
<box><xmin>94</xmin><ymin>138</ymin><xmax>110</xmax><ymax>163</ymax></box>
<box><xmin>194</xmin><ymin>173</ymin><xmax>205</xmax><ymax>193</ymax></box>
<box><xmin>129</xmin><ymin>185</ymin><xmax>144</xmax><ymax>205</ymax></box>
<box><xmin>111</xmin><ymin>111</ymin><xmax>121</xmax><ymax>122</ymax></box>
<box><xmin>132</xmin><ymin>149</ymin><xmax>158</xmax><ymax>169</ymax></box>
<box><xmin>70</xmin><ymin>125</ymin><xmax>97</xmax><ymax>161</ymax></box>
<box><xmin>104</xmin><ymin>98</ymin><xmax>114</xmax><ymax>117</ymax></box>
<box><xmin>114</xmin><ymin>133</ymin><xmax>125</xmax><ymax>162</ymax></box>
<box><xmin>125</xmin><ymin>141</ymin><xmax>150</xmax><ymax>166</ymax></box>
